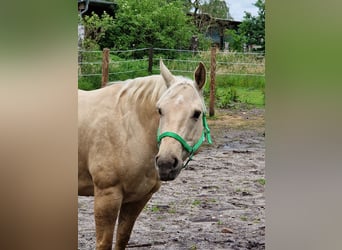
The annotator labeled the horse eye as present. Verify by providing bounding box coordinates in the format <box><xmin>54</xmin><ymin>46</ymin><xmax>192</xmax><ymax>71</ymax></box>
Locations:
<box><xmin>157</xmin><ymin>108</ymin><xmax>162</xmax><ymax>115</ymax></box>
<box><xmin>193</xmin><ymin>110</ymin><xmax>202</xmax><ymax>120</ymax></box>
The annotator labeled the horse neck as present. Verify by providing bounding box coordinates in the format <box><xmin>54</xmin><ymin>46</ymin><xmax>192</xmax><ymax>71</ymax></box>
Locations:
<box><xmin>117</xmin><ymin>76</ymin><xmax>166</xmax><ymax>143</ymax></box>
<box><xmin>139</xmin><ymin>103</ymin><xmax>159</xmax><ymax>132</ymax></box>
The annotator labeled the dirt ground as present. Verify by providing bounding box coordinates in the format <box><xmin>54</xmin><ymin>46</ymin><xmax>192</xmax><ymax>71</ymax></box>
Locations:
<box><xmin>78</xmin><ymin>108</ymin><xmax>265</xmax><ymax>250</ymax></box>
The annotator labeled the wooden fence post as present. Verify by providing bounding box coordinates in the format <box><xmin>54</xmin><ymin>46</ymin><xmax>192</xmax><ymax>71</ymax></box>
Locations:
<box><xmin>101</xmin><ymin>48</ymin><xmax>110</xmax><ymax>87</ymax></box>
<box><xmin>209</xmin><ymin>46</ymin><xmax>216</xmax><ymax>117</ymax></box>
<box><xmin>148</xmin><ymin>47</ymin><xmax>153</xmax><ymax>74</ymax></box>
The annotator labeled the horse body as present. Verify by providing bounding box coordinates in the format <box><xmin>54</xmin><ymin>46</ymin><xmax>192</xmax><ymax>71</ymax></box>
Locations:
<box><xmin>78</xmin><ymin>60</ymin><xmax>207</xmax><ymax>250</ymax></box>
<box><xmin>78</xmin><ymin>77</ymin><xmax>163</xmax><ymax>199</ymax></box>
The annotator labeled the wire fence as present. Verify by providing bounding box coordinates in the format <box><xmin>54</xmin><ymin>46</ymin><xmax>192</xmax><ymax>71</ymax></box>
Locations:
<box><xmin>78</xmin><ymin>47</ymin><xmax>265</xmax><ymax>89</ymax></box>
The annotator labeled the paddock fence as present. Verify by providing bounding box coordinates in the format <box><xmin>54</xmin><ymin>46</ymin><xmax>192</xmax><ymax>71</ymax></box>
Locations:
<box><xmin>78</xmin><ymin>48</ymin><xmax>264</xmax><ymax>82</ymax></box>
<box><xmin>78</xmin><ymin>47</ymin><xmax>265</xmax><ymax>115</ymax></box>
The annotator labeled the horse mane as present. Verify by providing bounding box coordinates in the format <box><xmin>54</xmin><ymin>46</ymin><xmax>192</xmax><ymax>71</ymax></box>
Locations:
<box><xmin>111</xmin><ymin>74</ymin><xmax>206</xmax><ymax>113</ymax></box>
<box><xmin>115</xmin><ymin>75</ymin><xmax>168</xmax><ymax>107</ymax></box>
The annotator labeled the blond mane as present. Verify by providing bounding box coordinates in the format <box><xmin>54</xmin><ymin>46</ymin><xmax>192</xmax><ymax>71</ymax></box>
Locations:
<box><xmin>112</xmin><ymin>75</ymin><xmax>167</xmax><ymax>107</ymax></box>
<box><xmin>108</xmin><ymin>72</ymin><xmax>206</xmax><ymax>114</ymax></box>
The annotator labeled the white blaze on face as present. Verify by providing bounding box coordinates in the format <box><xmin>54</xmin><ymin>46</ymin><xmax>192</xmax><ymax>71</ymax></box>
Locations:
<box><xmin>175</xmin><ymin>95</ymin><xmax>184</xmax><ymax>105</ymax></box>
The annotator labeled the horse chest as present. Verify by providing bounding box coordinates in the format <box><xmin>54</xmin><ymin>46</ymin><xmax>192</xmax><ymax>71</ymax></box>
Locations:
<box><xmin>121</xmin><ymin>166</ymin><xmax>161</xmax><ymax>202</ymax></box>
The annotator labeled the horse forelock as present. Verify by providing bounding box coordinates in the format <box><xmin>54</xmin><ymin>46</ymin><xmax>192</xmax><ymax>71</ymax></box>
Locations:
<box><xmin>158</xmin><ymin>76</ymin><xmax>207</xmax><ymax>112</ymax></box>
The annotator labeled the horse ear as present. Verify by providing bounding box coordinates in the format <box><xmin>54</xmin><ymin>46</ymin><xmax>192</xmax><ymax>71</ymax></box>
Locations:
<box><xmin>194</xmin><ymin>62</ymin><xmax>206</xmax><ymax>90</ymax></box>
<box><xmin>160</xmin><ymin>58</ymin><xmax>175</xmax><ymax>88</ymax></box>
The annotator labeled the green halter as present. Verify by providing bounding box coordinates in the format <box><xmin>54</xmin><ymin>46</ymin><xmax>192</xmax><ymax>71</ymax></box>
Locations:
<box><xmin>157</xmin><ymin>114</ymin><xmax>212</xmax><ymax>169</ymax></box>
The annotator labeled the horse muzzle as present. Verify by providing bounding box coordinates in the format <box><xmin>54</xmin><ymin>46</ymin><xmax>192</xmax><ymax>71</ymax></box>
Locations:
<box><xmin>155</xmin><ymin>154</ymin><xmax>182</xmax><ymax>181</ymax></box>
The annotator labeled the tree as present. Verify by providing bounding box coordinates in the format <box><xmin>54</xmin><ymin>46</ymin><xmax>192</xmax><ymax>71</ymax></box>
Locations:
<box><xmin>182</xmin><ymin>0</ymin><xmax>233</xmax><ymax>32</ymax></box>
<box><xmin>237</xmin><ymin>0</ymin><xmax>265</xmax><ymax>51</ymax></box>
<box><xmin>201</xmin><ymin>0</ymin><xmax>232</xmax><ymax>20</ymax></box>
<box><xmin>81</xmin><ymin>0</ymin><xmax>210</xmax><ymax>52</ymax></box>
<box><xmin>82</xmin><ymin>12</ymin><xmax>115</xmax><ymax>50</ymax></box>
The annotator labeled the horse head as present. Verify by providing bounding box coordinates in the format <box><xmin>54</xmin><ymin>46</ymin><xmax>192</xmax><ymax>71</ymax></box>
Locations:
<box><xmin>155</xmin><ymin>59</ymin><xmax>211</xmax><ymax>181</ymax></box>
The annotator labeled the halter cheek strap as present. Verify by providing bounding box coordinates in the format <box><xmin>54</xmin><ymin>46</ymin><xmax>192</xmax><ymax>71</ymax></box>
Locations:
<box><xmin>157</xmin><ymin>114</ymin><xmax>212</xmax><ymax>169</ymax></box>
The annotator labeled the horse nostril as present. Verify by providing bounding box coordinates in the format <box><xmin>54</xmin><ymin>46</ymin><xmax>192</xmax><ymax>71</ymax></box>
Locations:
<box><xmin>156</xmin><ymin>155</ymin><xmax>179</xmax><ymax>170</ymax></box>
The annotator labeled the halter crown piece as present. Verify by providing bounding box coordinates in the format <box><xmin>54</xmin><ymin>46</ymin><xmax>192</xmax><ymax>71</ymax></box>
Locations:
<box><xmin>157</xmin><ymin>114</ymin><xmax>212</xmax><ymax>169</ymax></box>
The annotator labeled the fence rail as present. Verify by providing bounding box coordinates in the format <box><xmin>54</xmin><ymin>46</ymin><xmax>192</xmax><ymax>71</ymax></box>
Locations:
<box><xmin>78</xmin><ymin>48</ymin><xmax>265</xmax><ymax>115</ymax></box>
<box><xmin>78</xmin><ymin>47</ymin><xmax>265</xmax><ymax>80</ymax></box>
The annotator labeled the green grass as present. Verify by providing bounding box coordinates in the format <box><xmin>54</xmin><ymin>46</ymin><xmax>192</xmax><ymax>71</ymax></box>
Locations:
<box><xmin>235</xmin><ymin>87</ymin><xmax>265</xmax><ymax>107</ymax></box>
<box><xmin>78</xmin><ymin>76</ymin><xmax>101</xmax><ymax>90</ymax></box>
<box><xmin>257</xmin><ymin>178</ymin><xmax>266</xmax><ymax>186</ymax></box>
<box><xmin>216</xmin><ymin>74</ymin><xmax>265</xmax><ymax>90</ymax></box>
<box><xmin>191</xmin><ymin>199</ymin><xmax>201</xmax><ymax>207</ymax></box>
<box><xmin>204</xmin><ymin>85</ymin><xmax>264</xmax><ymax>109</ymax></box>
<box><xmin>150</xmin><ymin>205</ymin><xmax>160</xmax><ymax>213</ymax></box>
<box><xmin>203</xmin><ymin>73</ymin><xmax>265</xmax><ymax>108</ymax></box>
<box><xmin>240</xmin><ymin>215</ymin><xmax>248</xmax><ymax>221</ymax></box>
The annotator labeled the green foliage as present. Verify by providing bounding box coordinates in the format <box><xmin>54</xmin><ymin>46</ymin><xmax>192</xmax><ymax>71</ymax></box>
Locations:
<box><xmin>107</xmin><ymin>55</ymin><xmax>149</xmax><ymax>81</ymax></box>
<box><xmin>201</xmin><ymin>0</ymin><xmax>232</xmax><ymax>19</ymax></box>
<box><xmin>224</xmin><ymin>29</ymin><xmax>246</xmax><ymax>52</ymax></box>
<box><xmin>216</xmin><ymin>75</ymin><xmax>265</xmax><ymax>90</ymax></box>
<box><xmin>207</xmin><ymin>73</ymin><xmax>265</xmax><ymax>108</ymax></box>
<box><xmin>78</xmin><ymin>50</ymin><xmax>103</xmax><ymax>90</ymax></box>
<box><xmin>236</xmin><ymin>87</ymin><xmax>264</xmax><ymax>107</ymax></box>
<box><xmin>238</xmin><ymin>0</ymin><xmax>265</xmax><ymax>51</ymax></box>
<box><xmin>151</xmin><ymin>205</ymin><xmax>160</xmax><ymax>213</ymax></box>
<box><xmin>215</xmin><ymin>87</ymin><xmax>237</xmax><ymax>108</ymax></box>
<box><xmin>223</xmin><ymin>0</ymin><xmax>265</xmax><ymax>52</ymax></box>
<box><xmin>213</xmin><ymin>85</ymin><xmax>264</xmax><ymax>108</ymax></box>
<box><xmin>257</xmin><ymin>178</ymin><xmax>266</xmax><ymax>185</ymax></box>
<box><xmin>191</xmin><ymin>199</ymin><xmax>201</xmax><ymax>207</ymax></box>
<box><xmin>78</xmin><ymin>0</ymin><xmax>265</xmax><ymax>110</ymax></box>
<box><xmin>82</xmin><ymin>12</ymin><xmax>115</xmax><ymax>50</ymax></box>
<box><xmin>82</xmin><ymin>0</ymin><xmax>206</xmax><ymax>52</ymax></box>
<box><xmin>78</xmin><ymin>77</ymin><xmax>101</xmax><ymax>90</ymax></box>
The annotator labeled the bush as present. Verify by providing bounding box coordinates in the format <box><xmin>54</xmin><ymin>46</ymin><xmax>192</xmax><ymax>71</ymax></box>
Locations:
<box><xmin>78</xmin><ymin>77</ymin><xmax>101</xmax><ymax>90</ymax></box>
<box><xmin>215</xmin><ymin>87</ymin><xmax>238</xmax><ymax>108</ymax></box>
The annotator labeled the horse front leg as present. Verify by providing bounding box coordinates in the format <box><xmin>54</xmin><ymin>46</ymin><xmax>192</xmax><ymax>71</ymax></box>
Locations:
<box><xmin>114</xmin><ymin>195</ymin><xmax>153</xmax><ymax>250</ymax></box>
<box><xmin>94</xmin><ymin>186</ymin><xmax>123</xmax><ymax>250</ymax></box>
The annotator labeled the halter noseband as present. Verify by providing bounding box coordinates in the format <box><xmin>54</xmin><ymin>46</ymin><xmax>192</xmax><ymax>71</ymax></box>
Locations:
<box><xmin>157</xmin><ymin>114</ymin><xmax>212</xmax><ymax>169</ymax></box>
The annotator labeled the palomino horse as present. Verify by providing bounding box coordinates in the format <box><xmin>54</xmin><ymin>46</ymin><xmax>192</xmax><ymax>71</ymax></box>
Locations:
<box><xmin>78</xmin><ymin>59</ymin><xmax>212</xmax><ymax>250</ymax></box>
